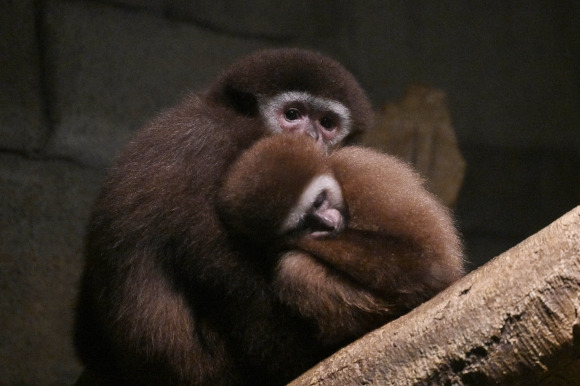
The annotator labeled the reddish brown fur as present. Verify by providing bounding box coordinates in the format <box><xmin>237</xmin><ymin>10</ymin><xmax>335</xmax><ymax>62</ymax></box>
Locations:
<box><xmin>292</xmin><ymin>146</ymin><xmax>464</xmax><ymax>338</ymax></box>
<box><xmin>74</xmin><ymin>49</ymin><xmax>373</xmax><ymax>385</ymax></box>
<box><xmin>218</xmin><ymin>135</ymin><xmax>464</xmax><ymax>345</ymax></box>
<box><xmin>218</xmin><ymin>134</ymin><xmax>331</xmax><ymax>243</ymax></box>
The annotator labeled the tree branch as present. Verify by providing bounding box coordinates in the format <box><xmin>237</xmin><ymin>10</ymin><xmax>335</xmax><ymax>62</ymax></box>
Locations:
<box><xmin>290</xmin><ymin>206</ymin><xmax>580</xmax><ymax>385</ymax></box>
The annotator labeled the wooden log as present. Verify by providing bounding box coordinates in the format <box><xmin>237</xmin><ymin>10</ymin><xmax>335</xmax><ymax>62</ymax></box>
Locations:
<box><xmin>290</xmin><ymin>206</ymin><xmax>580</xmax><ymax>385</ymax></box>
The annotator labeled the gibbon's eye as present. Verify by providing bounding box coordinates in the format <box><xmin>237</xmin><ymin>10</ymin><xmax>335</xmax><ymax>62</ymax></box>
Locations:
<box><xmin>320</xmin><ymin>116</ymin><xmax>335</xmax><ymax>130</ymax></box>
<box><xmin>284</xmin><ymin>108</ymin><xmax>302</xmax><ymax>121</ymax></box>
<box><xmin>313</xmin><ymin>190</ymin><xmax>327</xmax><ymax>209</ymax></box>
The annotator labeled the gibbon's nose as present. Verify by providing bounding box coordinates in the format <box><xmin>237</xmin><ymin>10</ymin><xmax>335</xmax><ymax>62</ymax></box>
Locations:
<box><xmin>306</xmin><ymin>122</ymin><xmax>319</xmax><ymax>141</ymax></box>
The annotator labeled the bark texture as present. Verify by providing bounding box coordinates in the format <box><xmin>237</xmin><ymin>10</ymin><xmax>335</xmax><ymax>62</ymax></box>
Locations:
<box><xmin>290</xmin><ymin>206</ymin><xmax>580</xmax><ymax>385</ymax></box>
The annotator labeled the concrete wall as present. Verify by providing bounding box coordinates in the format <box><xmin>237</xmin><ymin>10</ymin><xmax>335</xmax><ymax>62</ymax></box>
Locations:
<box><xmin>1</xmin><ymin>0</ymin><xmax>578</xmax><ymax>383</ymax></box>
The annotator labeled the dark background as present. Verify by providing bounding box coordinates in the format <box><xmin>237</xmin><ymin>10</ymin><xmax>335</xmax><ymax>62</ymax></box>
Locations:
<box><xmin>1</xmin><ymin>0</ymin><xmax>578</xmax><ymax>383</ymax></box>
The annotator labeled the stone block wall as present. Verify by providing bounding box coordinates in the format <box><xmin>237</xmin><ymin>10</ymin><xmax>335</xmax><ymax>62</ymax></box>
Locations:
<box><xmin>1</xmin><ymin>0</ymin><xmax>578</xmax><ymax>383</ymax></box>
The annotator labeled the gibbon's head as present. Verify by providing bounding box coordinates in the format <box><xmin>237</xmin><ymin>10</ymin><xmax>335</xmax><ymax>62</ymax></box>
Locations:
<box><xmin>208</xmin><ymin>48</ymin><xmax>373</xmax><ymax>148</ymax></box>
<box><xmin>217</xmin><ymin>134</ymin><xmax>346</xmax><ymax>247</ymax></box>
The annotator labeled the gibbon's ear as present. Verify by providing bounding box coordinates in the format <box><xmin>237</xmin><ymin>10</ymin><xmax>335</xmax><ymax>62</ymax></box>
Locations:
<box><xmin>222</xmin><ymin>84</ymin><xmax>259</xmax><ymax>116</ymax></box>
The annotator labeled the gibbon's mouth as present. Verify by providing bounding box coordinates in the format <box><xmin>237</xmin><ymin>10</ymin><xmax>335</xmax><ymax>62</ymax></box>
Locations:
<box><xmin>284</xmin><ymin>205</ymin><xmax>346</xmax><ymax>240</ymax></box>
<box><xmin>306</xmin><ymin>210</ymin><xmax>345</xmax><ymax>238</ymax></box>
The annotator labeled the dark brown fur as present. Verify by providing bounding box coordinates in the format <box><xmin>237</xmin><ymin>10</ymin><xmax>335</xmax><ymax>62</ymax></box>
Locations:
<box><xmin>74</xmin><ymin>49</ymin><xmax>373</xmax><ymax>385</ymax></box>
<box><xmin>218</xmin><ymin>134</ymin><xmax>464</xmax><ymax>345</ymax></box>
